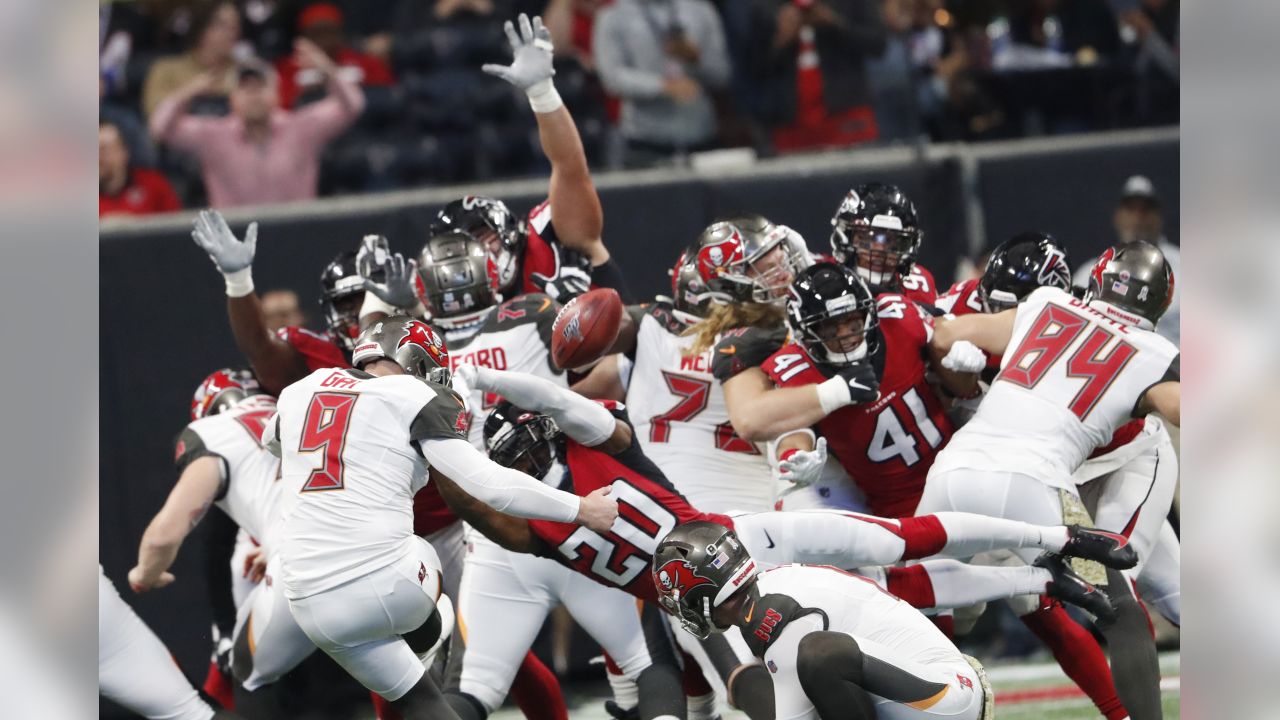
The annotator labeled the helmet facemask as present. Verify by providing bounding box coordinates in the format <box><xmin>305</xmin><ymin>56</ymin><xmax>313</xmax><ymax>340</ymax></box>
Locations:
<box><xmin>485</xmin><ymin>411</ymin><xmax>561</xmax><ymax>482</ymax></box>
<box><xmin>831</xmin><ymin>221</ymin><xmax>920</xmax><ymax>291</ymax></box>
<box><xmin>436</xmin><ymin>196</ymin><xmax>524</xmax><ymax>292</ymax></box>
<box><xmin>415</xmin><ymin>232</ymin><xmax>500</xmax><ymax>330</ymax></box>
<box><xmin>322</xmin><ymin>275</ymin><xmax>366</xmax><ymax>351</ymax></box>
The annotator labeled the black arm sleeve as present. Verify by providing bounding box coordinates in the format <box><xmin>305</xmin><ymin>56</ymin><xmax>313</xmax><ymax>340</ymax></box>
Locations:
<box><xmin>174</xmin><ymin>428</ymin><xmax>229</xmax><ymax>501</ymax></box>
<box><xmin>591</xmin><ymin>258</ymin><xmax>634</xmax><ymax>304</ymax></box>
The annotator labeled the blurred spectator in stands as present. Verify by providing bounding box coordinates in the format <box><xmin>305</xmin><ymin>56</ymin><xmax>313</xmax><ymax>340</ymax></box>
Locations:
<box><xmin>100</xmin><ymin>120</ymin><xmax>181</xmax><ymax>218</ymax></box>
<box><xmin>868</xmin><ymin>0</ymin><xmax>937</xmax><ymax>141</ymax></box>
<box><xmin>747</xmin><ymin>0</ymin><xmax>887</xmax><ymax>153</ymax></box>
<box><xmin>261</xmin><ymin>289</ymin><xmax>307</xmax><ymax>330</ymax></box>
<box><xmin>1072</xmin><ymin>174</ymin><xmax>1179</xmax><ymax>345</ymax></box>
<box><xmin>1114</xmin><ymin>0</ymin><xmax>1178</xmax><ymax>124</ymax></box>
<box><xmin>275</xmin><ymin>3</ymin><xmax>394</xmax><ymax>109</ymax></box>
<box><xmin>142</xmin><ymin>1</ymin><xmax>245</xmax><ymax>117</ymax></box>
<box><xmin>150</xmin><ymin>43</ymin><xmax>365</xmax><ymax>208</ymax></box>
<box><xmin>1007</xmin><ymin>0</ymin><xmax>1121</xmax><ymax>65</ymax></box>
<box><xmin>593</xmin><ymin>0</ymin><xmax>731</xmax><ymax>167</ymax></box>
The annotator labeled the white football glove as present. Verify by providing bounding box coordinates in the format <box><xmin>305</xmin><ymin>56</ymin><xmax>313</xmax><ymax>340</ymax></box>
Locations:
<box><xmin>452</xmin><ymin>363</ymin><xmax>482</xmax><ymax>395</ymax></box>
<box><xmin>941</xmin><ymin>340</ymin><xmax>987</xmax><ymax>374</ymax></box>
<box><xmin>483</xmin><ymin>14</ymin><xmax>561</xmax><ymax>111</ymax></box>
<box><xmin>532</xmin><ymin>244</ymin><xmax>592</xmax><ymax>302</ymax></box>
<box><xmin>778</xmin><ymin>437</ymin><xmax>827</xmax><ymax>490</ymax></box>
<box><xmin>192</xmin><ymin>209</ymin><xmax>256</xmax><ymax>273</ymax></box>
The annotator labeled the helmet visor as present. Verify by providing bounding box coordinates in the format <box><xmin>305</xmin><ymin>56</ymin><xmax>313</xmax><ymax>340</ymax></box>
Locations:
<box><xmin>488</xmin><ymin>417</ymin><xmax>557</xmax><ymax>480</ymax></box>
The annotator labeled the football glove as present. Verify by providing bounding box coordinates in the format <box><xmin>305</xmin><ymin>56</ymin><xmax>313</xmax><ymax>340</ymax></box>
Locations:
<box><xmin>192</xmin><ymin>209</ymin><xmax>256</xmax><ymax>275</ymax></box>
<box><xmin>532</xmin><ymin>244</ymin><xmax>593</xmax><ymax>302</ymax></box>
<box><xmin>778</xmin><ymin>437</ymin><xmax>827</xmax><ymax>489</ymax></box>
<box><xmin>941</xmin><ymin>340</ymin><xmax>986</xmax><ymax>374</ymax></box>
<box><xmin>483</xmin><ymin>14</ymin><xmax>556</xmax><ymax>96</ymax></box>
<box><xmin>835</xmin><ymin>360</ymin><xmax>881</xmax><ymax>405</ymax></box>
<box><xmin>358</xmin><ymin>235</ymin><xmax>419</xmax><ymax>309</ymax></box>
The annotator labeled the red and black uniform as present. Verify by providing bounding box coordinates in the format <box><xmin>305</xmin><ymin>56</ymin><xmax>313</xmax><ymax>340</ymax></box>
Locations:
<box><xmin>761</xmin><ymin>295</ymin><xmax>954</xmax><ymax>517</ymax></box>
<box><xmin>274</xmin><ymin>326</ymin><xmax>349</xmax><ymax>371</ymax></box>
<box><xmin>520</xmin><ymin>201</ymin><xmax>632</xmax><ymax>302</ymax></box>
<box><xmin>527</xmin><ymin>403</ymin><xmax>732</xmax><ymax>602</ymax></box>
<box><xmin>898</xmin><ymin>264</ymin><xmax>939</xmax><ymax>307</ymax></box>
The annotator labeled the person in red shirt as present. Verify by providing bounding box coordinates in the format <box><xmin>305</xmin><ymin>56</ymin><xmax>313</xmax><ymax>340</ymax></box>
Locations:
<box><xmin>99</xmin><ymin>120</ymin><xmax>181</xmax><ymax>218</ymax></box>
<box><xmin>274</xmin><ymin>3</ymin><xmax>394</xmax><ymax>109</ymax></box>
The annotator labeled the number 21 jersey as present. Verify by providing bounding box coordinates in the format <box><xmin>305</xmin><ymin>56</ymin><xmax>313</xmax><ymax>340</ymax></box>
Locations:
<box><xmin>932</xmin><ymin>286</ymin><xmax>1179</xmax><ymax>489</ymax></box>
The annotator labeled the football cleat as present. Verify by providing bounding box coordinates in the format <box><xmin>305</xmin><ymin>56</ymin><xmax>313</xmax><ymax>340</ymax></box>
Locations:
<box><xmin>1035</xmin><ymin>552</ymin><xmax>1116</xmax><ymax>623</ymax></box>
<box><xmin>603</xmin><ymin>700</ymin><xmax>640</xmax><ymax>720</ymax></box>
<box><xmin>1061</xmin><ymin>526</ymin><xmax>1138</xmax><ymax>570</ymax></box>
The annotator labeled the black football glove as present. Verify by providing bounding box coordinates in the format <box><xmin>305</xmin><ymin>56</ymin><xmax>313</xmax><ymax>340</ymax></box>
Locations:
<box><xmin>835</xmin><ymin>361</ymin><xmax>881</xmax><ymax>405</ymax></box>
<box><xmin>532</xmin><ymin>243</ymin><xmax>592</xmax><ymax>302</ymax></box>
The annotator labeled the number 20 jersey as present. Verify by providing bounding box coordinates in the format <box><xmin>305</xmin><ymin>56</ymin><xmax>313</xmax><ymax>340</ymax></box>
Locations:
<box><xmin>625</xmin><ymin>303</ymin><xmax>773</xmax><ymax>514</ymax></box>
<box><xmin>761</xmin><ymin>295</ymin><xmax>953</xmax><ymax>517</ymax></box>
<box><xmin>932</xmin><ymin>286</ymin><xmax>1179</xmax><ymax>490</ymax></box>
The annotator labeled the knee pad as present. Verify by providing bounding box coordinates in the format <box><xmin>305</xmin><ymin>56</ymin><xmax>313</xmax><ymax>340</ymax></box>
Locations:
<box><xmin>409</xmin><ymin>595</ymin><xmax>455</xmax><ymax>669</ymax></box>
<box><xmin>797</xmin><ymin>632</ymin><xmax>863</xmax><ymax>689</ymax></box>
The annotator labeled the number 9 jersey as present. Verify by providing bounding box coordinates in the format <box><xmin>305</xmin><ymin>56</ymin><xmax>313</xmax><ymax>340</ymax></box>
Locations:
<box><xmin>932</xmin><ymin>286</ymin><xmax>1179</xmax><ymax>490</ymax></box>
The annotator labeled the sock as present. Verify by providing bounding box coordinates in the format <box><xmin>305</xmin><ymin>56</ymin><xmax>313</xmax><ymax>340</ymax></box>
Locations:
<box><xmin>606</xmin><ymin>662</ymin><xmax>639</xmax><ymax>711</ymax></box>
<box><xmin>930</xmin><ymin>512</ymin><xmax>1069</xmax><ymax>558</ymax></box>
<box><xmin>687</xmin><ymin>691</ymin><xmax>717</xmax><ymax>720</ymax></box>
<box><xmin>681</xmin><ymin>651</ymin><xmax>713</xmax><ymax>697</ymax></box>
<box><xmin>201</xmin><ymin>659</ymin><xmax>234</xmax><ymax>710</ymax></box>
<box><xmin>511</xmin><ymin>651</ymin><xmax>567</xmax><ymax>720</ymax></box>
<box><xmin>1021</xmin><ymin>600</ymin><xmax>1128</xmax><ymax>720</ymax></box>
<box><xmin>371</xmin><ymin>691</ymin><xmax>401</xmax><ymax>720</ymax></box>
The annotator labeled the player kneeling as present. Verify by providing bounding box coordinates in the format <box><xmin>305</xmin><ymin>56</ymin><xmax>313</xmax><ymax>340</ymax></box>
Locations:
<box><xmin>655</xmin><ymin>522</ymin><xmax>993</xmax><ymax>720</ymax></box>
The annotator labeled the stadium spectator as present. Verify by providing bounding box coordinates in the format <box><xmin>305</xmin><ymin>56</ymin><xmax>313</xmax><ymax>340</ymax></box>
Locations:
<box><xmin>274</xmin><ymin>3</ymin><xmax>394</xmax><ymax>109</ymax></box>
<box><xmin>99</xmin><ymin>120</ymin><xmax>181</xmax><ymax>218</ymax></box>
<box><xmin>141</xmin><ymin>1</ymin><xmax>244</xmax><ymax>117</ymax></box>
<box><xmin>593</xmin><ymin>0</ymin><xmax>731</xmax><ymax>167</ymax></box>
<box><xmin>261</xmin><ymin>289</ymin><xmax>307</xmax><ymax>330</ymax></box>
<box><xmin>746</xmin><ymin>0</ymin><xmax>888</xmax><ymax>152</ymax></box>
<box><xmin>1072</xmin><ymin>174</ymin><xmax>1180</xmax><ymax>345</ymax></box>
<box><xmin>149</xmin><ymin>43</ymin><xmax>365</xmax><ymax>208</ymax></box>
<box><xmin>1008</xmin><ymin>0</ymin><xmax>1122</xmax><ymax>62</ymax></box>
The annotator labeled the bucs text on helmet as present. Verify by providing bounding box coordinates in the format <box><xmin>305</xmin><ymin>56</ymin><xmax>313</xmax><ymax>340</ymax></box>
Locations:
<box><xmin>979</xmin><ymin>231</ymin><xmax>1072</xmax><ymax>313</ymax></box>
<box><xmin>1084</xmin><ymin>240</ymin><xmax>1174</xmax><ymax>331</ymax></box>
<box><xmin>414</xmin><ymin>230</ymin><xmax>501</xmax><ymax>330</ymax></box>
<box><xmin>191</xmin><ymin>368</ymin><xmax>261</xmax><ymax>421</ymax></box>
<box><xmin>351</xmin><ymin>315</ymin><xmax>453</xmax><ymax>387</ymax></box>
<box><xmin>320</xmin><ymin>250</ymin><xmax>367</xmax><ymax>351</ymax></box>
<box><xmin>786</xmin><ymin>262</ymin><xmax>880</xmax><ymax>367</ymax></box>
<box><xmin>693</xmin><ymin>214</ymin><xmax>811</xmax><ymax>305</ymax></box>
<box><xmin>483</xmin><ymin>401</ymin><xmax>565</xmax><ymax>483</ymax></box>
<box><xmin>830</xmin><ymin>183</ymin><xmax>922</xmax><ymax>292</ymax></box>
<box><xmin>435</xmin><ymin>196</ymin><xmax>524</xmax><ymax>292</ymax></box>
<box><xmin>652</xmin><ymin>521</ymin><xmax>758</xmax><ymax>640</ymax></box>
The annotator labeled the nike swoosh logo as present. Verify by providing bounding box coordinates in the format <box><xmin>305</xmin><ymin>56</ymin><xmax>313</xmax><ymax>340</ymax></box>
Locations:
<box><xmin>538</xmin><ymin>298</ymin><xmax>552</xmax><ymax>313</ymax></box>
<box><xmin>848</xmin><ymin>379</ymin><xmax>869</xmax><ymax>390</ymax></box>
<box><xmin>718</xmin><ymin>346</ymin><xmax>737</xmax><ymax>355</ymax></box>
<box><xmin>763</xmin><ymin>529</ymin><xmax>775</xmax><ymax>549</ymax></box>
<box><xmin>744</xmin><ymin>599</ymin><xmax>757</xmax><ymax>623</ymax></box>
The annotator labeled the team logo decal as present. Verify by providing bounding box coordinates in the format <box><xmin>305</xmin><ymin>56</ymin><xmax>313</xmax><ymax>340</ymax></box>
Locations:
<box><xmin>1089</xmin><ymin>247</ymin><xmax>1116</xmax><ymax>291</ymax></box>
<box><xmin>838</xmin><ymin>190</ymin><xmax>861</xmax><ymax>215</ymax></box>
<box><xmin>1037</xmin><ymin>247</ymin><xmax>1070</xmax><ymax>289</ymax></box>
<box><xmin>697</xmin><ymin>231</ymin><xmax>744</xmax><ymax>282</ymax></box>
<box><xmin>401</xmin><ymin>321</ymin><xmax>448</xmax><ymax>365</ymax></box>
<box><xmin>655</xmin><ymin>559</ymin><xmax>715</xmax><ymax>597</ymax></box>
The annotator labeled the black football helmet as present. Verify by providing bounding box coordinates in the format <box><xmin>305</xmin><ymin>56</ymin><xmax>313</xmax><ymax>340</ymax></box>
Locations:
<box><xmin>483</xmin><ymin>401</ymin><xmax>564</xmax><ymax>481</ymax></box>
<box><xmin>320</xmin><ymin>250</ymin><xmax>366</xmax><ymax>351</ymax></box>
<box><xmin>435</xmin><ymin>196</ymin><xmax>525</xmax><ymax>293</ymax></box>
<box><xmin>1083</xmin><ymin>241</ymin><xmax>1174</xmax><ymax>330</ymax></box>
<box><xmin>979</xmin><ymin>231</ymin><xmax>1072</xmax><ymax>313</ymax></box>
<box><xmin>785</xmin><ymin>262</ymin><xmax>880</xmax><ymax>367</ymax></box>
<box><xmin>415</xmin><ymin>230</ymin><xmax>501</xmax><ymax>330</ymax></box>
<box><xmin>829</xmin><ymin>183</ymin><xmax>922</xmax><ymax>293</ymax></box>
<box><xmin>652</xmin><ymin>521</ymin><xmax>759</xmax><ymax>640</ymax></box>
<box><xmin>190</xmin><ymin>368</ymin><xmax>261</xmax><ymax>421</ymax></box>
<box><xmin>350</xmin><ymin>315</ymin><xmax>452</xmax><ymax>386</ymax></box>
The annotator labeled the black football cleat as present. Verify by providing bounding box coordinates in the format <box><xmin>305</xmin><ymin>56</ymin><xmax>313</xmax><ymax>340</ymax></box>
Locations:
<box><xmin>1061</xmin><ymin>525</ymin><xmax>1138</xmax><ymax>570</ymax></box>
<box><xmin>604</xmin><ymin>700</ymin><xmax>640</xmax><ymax>720</ymax></box>
<box><xmin>1036</xmin><ymin>552</ymin><xmax>1116</xmax><ymax>623</ymax></box>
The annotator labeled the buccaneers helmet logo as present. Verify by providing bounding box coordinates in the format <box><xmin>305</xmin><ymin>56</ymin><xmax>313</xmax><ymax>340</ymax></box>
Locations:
<box><xmin>697</xmin><ymin>232</ymin><xmax>744</xmax><ymax>283</ymax></box>
<box><xmin>655</xmin><ymin>559</ymin><xmax>714</xmax><ymax>598</ymax></box>
<box><xmin>400</xmin><ymin>321</ymin><xmax>448</xmax><ymax>364</ymax></box>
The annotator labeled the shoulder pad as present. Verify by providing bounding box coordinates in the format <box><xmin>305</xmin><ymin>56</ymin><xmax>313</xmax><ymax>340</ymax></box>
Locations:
<box><xmin>741</xmin><ymin>592</ymin><xmax>829</xmax><ymax>659</ymax></box>
<box><xmin>712</xmin><ymin>326</ymin><xmax>789</xmax><ymax>382</ymax></box>
<box><xmin>410</xmin><ymin>382</ymin><xmax>469</xmax><ymax>442</ymax></box>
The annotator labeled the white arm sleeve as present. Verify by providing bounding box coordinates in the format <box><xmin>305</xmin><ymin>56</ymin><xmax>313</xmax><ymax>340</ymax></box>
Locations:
<box><xmin>421</xmin><ymin>437</ymin><xmax>581</xmax><ymax>524</ymax></box>
<box><xmin>472</xmin><ymin>367</ymin><xmax>616</xmax><ymax>447</ymax></box>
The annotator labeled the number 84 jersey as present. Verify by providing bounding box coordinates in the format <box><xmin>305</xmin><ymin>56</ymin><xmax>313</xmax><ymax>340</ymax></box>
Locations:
<box><xmin>932</xmin><ymin>286</ymin><xmax>1179</xmax><ymax>490</ymax></box>
<box><xmin>762</xmin><ymin>295</ymin><xmax>953</xmax><ymax>517</ymax></box>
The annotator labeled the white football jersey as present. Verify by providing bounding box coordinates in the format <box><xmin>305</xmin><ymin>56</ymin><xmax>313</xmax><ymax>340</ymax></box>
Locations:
<box><xmin>445</xmin><ymin>293</ymin><xmax>566</xmax><ymax>450</ymax></box>
<box><xmin>274</xmin><ymin>367</ymin><xmax>467</xmax><ymax>599</ymax></box>
<box><xmin>625</xmin><ymin>304</ymin><xmax>772</xmax><ymax>513</ymax></box>
<box><xmin>176</xmin><ymin>396</ymin><xmax>282</xmax><ymax>544</ymax></box>
<box><xmin>932</xmin><ymin>287</ymin><xmax>1179</xmax><ymax>489</ymax></box>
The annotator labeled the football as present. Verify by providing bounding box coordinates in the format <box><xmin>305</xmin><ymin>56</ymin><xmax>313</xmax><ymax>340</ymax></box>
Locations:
<box><xmin>551</xmin><ymin>288</ymin><xmax>624</xmax><ymax>370</ymax></box>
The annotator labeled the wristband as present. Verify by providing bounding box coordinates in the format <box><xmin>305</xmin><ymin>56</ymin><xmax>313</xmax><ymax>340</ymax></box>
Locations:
<box><xmin>778</xmin><ymin>448</ymin><xmax>800</xmax><ymax>463</ymax></box>
<box><xmin>359</xmin><ymin>289</ymin><xmax>399</xmax><ymax>319</ymax></box>
<box><xmin>816</xmin><ymin>375</ymin><xmax>853</xmax><ymax>415</ymax></box>
<box><xmin>223</xmin><ymin>267</ymin><xmax>254</xmax><ymax>298</ymax></box>
<box><xmin>526</xmin><ymin>79</ymin><xmax>563</xmax><ymax>114</ymax></box>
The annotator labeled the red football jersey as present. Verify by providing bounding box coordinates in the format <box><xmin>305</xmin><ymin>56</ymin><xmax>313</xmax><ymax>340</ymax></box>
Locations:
<box><xmin>761</xmin><ymin>295</ymin><xmax>953</xmax><ymax>516</ymax></box>
<box><xmin>275</xmin><ymin>326</ymin><xmax>349</xmax><ymax>372</ymax></box>
<box><xmin>528</xmin><ymin>403</ymin><xmax>732</xmax><ymax>602</ymax></box>
<box><xmin>935</xmin><ymin>278</ymin><xmax>1001</xmax><ymax>372</ymax></box>
<box><xmin>520</xmin><ymin>200</ymin><xmax>562</xmax><ymax>295</ymax></box>
<box><xmin>899</xmin><ymin>264</ymin><xmax>937</xmax><ymax>306</ymax></box>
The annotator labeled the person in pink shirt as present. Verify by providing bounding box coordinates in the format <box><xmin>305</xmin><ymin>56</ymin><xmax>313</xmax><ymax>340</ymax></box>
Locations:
<box><xmin>149</xmin><ymin>39</ymin><xmax>365</xmax><ymax>208</ymax></box>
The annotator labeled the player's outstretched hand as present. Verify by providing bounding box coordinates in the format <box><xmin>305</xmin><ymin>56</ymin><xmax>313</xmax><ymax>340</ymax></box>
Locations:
<box><xmin>482</xmin><ymin>13</ymin><xmax>555</xmax><ymax>92</ymax></box>
<box><xmin>577</xmin><ymin>486</ymin><xmax>618</xmax><ymax>533</ymax></box>
<box><xmin>835</xmin><ymin>361</ymin><xmax>880</xmax><ymax>405</ymax></box>
<box><xmin>127</xmin><ymin>566</ymin><xmax>175</xmax><ymax>594</ymax></box>
<box><xmin>243</xmin><ymin>547</ymin><xmax>269</xmax><ymax>584</ymax></box>
<box><xmin>192</xmin><ymin>209</ymin><xmax>256</xmax><ymax>275</ymax></box>
<box><xmin>364</xmin><ymin>253</ymin><xmax>420</xmax><ymax>309</ymax></box>
<box><xmin>778</xmin><ymin>437</ymin><xmax>827</xmax><ymax>489</ymax></box>
<box><xmin>452</xmin><ymin>363</ymin><xmax>484</xmax><ymax>394</ymax></box>
<box><xmin>941</xmin><ymin>340</ymin><xmax>986</xmax><ymax>374</ymax></box>
<box><xmin>532</xmin><ymin>244</ymin><xmax>592</xmax><ymax>302</ymax></box>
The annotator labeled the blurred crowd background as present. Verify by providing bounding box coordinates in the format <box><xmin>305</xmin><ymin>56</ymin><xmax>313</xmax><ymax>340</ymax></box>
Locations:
<box><xmin>99</xmin><ymin>0</ymin><xmax>1180</xmax><ymax>217</ymax></box>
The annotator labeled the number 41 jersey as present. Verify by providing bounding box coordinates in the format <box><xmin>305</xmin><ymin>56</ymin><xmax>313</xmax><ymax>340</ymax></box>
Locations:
<box><xmin>932</xmin><ymin>286</ymin><xmax>1179</xmax><ymax>490</ymax></box>
<box><xmin>275</xmin><ymin>368</ymin><xmax>467</xmax><ymax>600</ymax></box>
